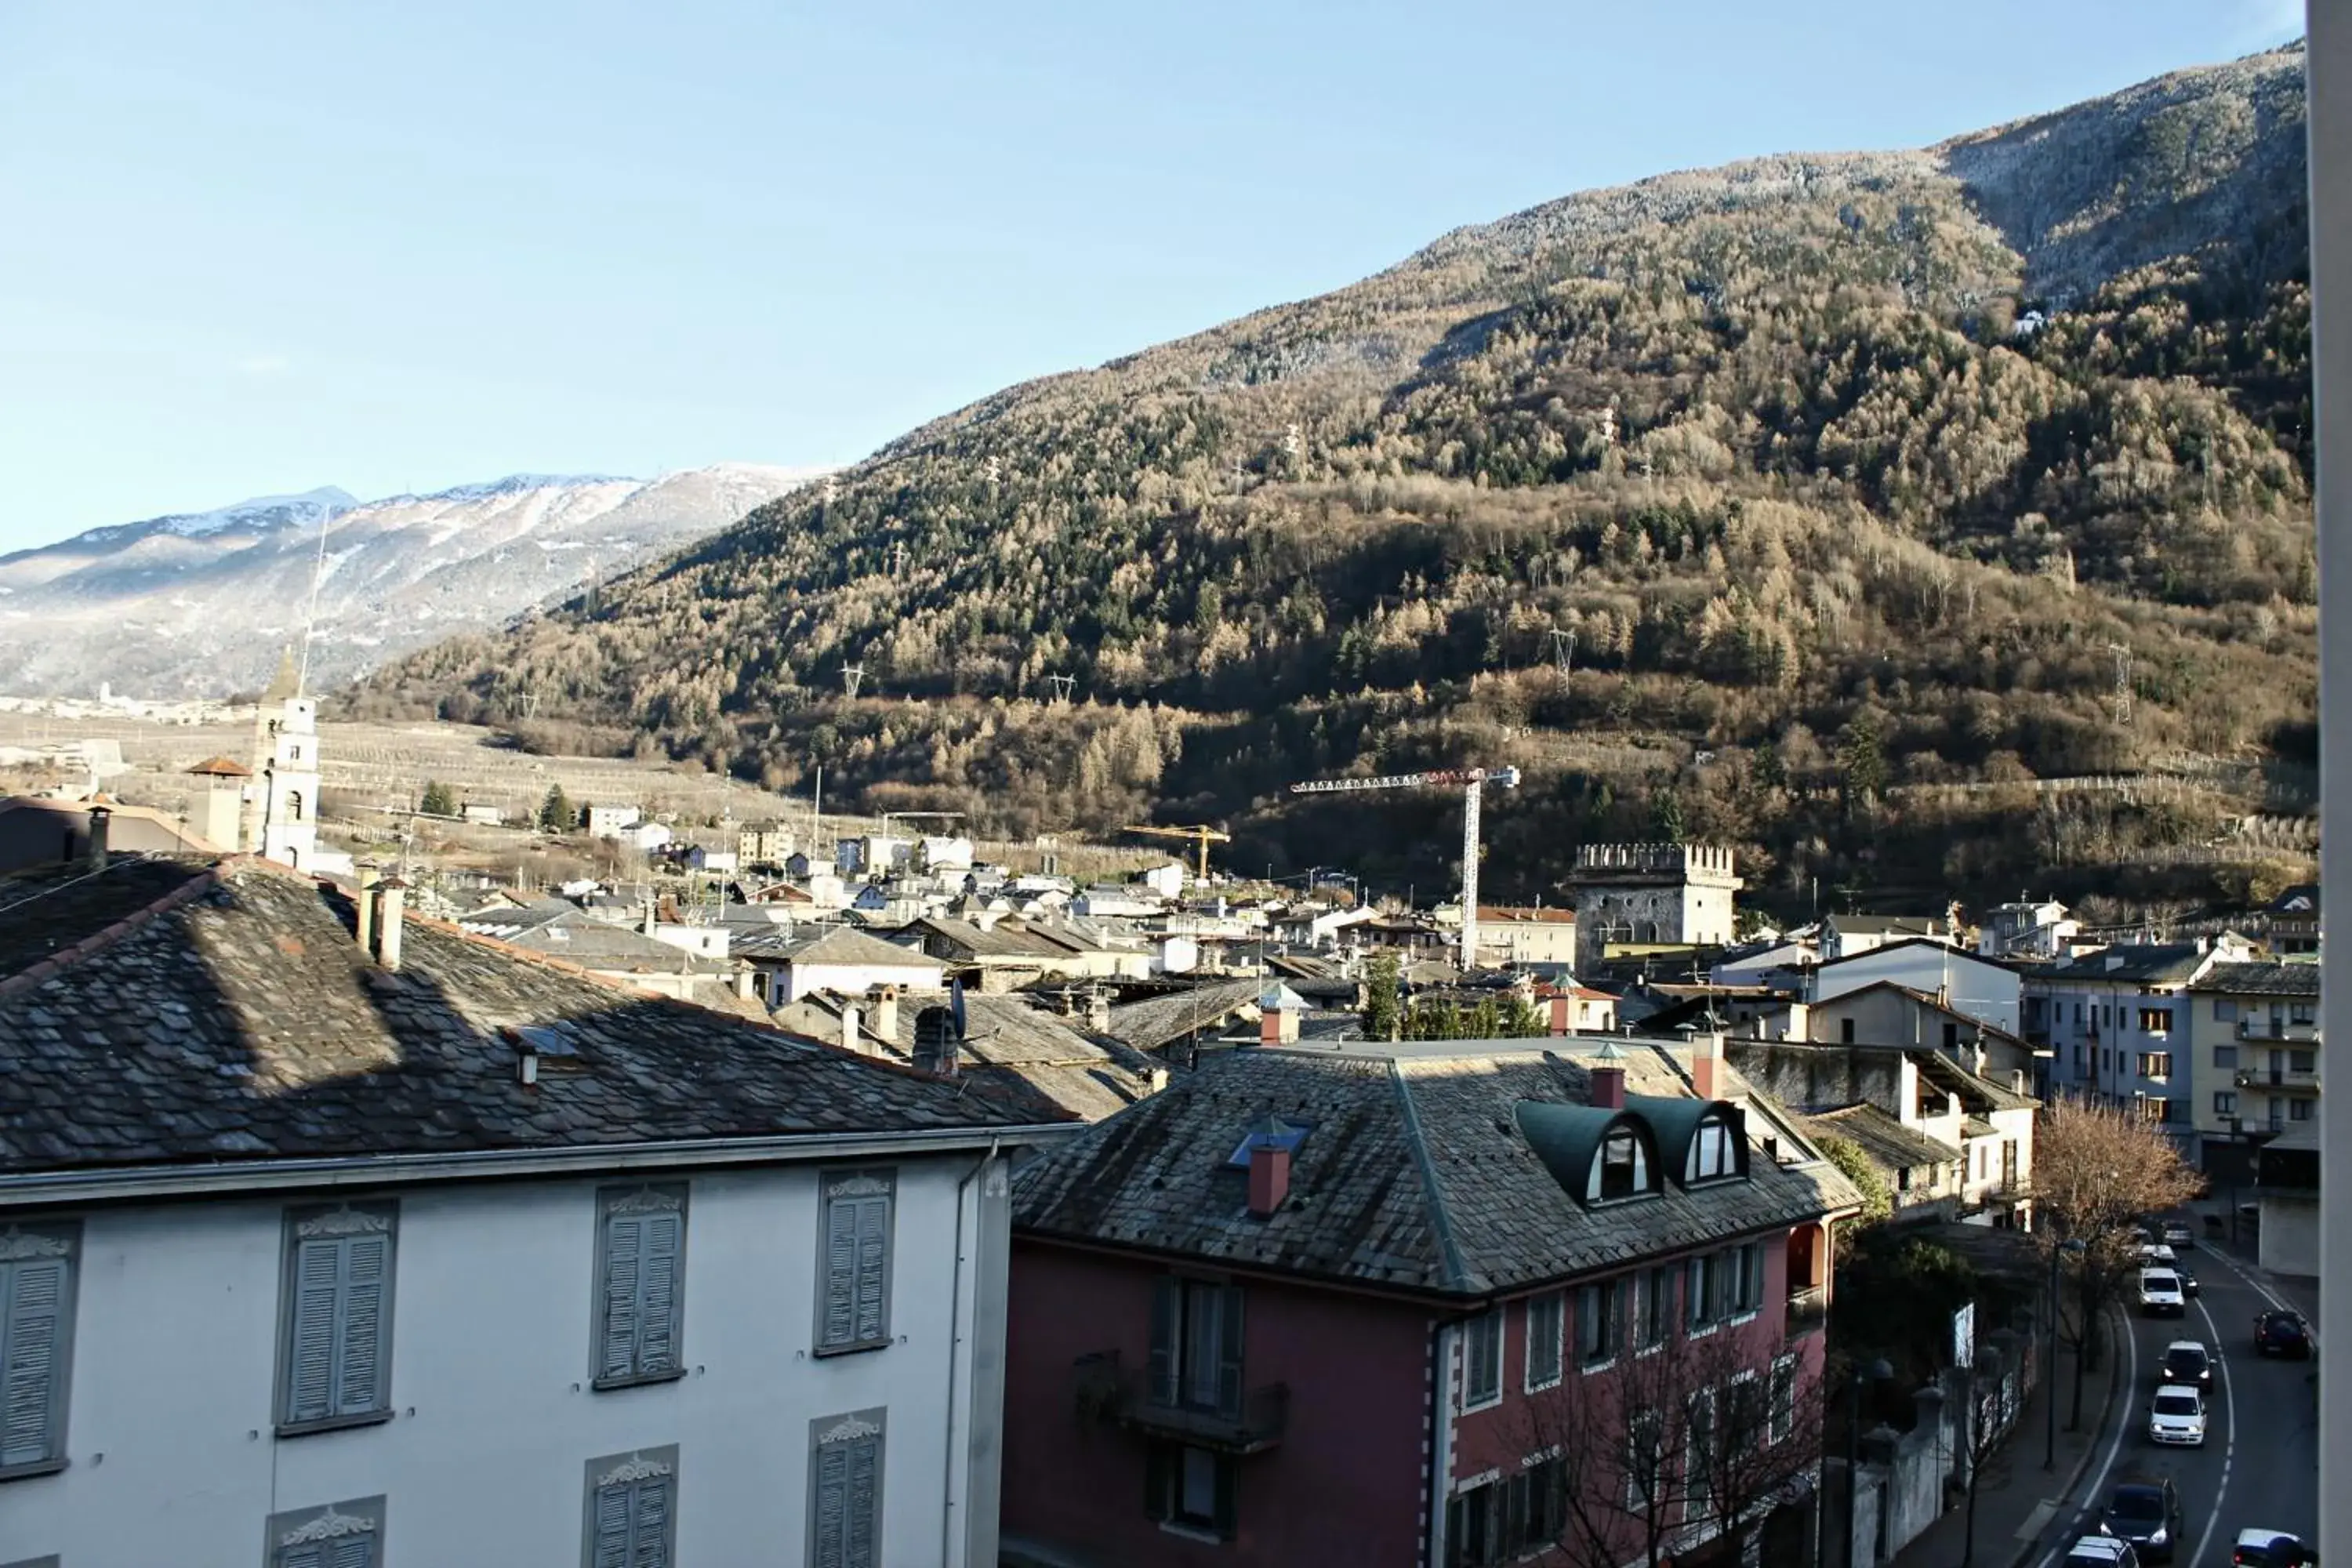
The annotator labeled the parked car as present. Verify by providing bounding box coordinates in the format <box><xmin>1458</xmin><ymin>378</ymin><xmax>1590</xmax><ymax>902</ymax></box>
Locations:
<box><xmin>2234</xmin><ymin>1531</ymin><xmax>2317</xmax><ymax>1568</ymax></box>
<box><xmin>2162</xmin><ymin>1221</ymin><xmax>2194</xmax><ymax>1249</ymax></box>
<box><xmin>2255</xmin><ymin>1310</ymin><xmax>2313</xmax><ymax>1359</ymax></box>
<box><xmin>2071</xmin><ymin>1538</ymin><xmax>2142</xmax><ymax>1568</ymax></box>
<box><xmin>2138</xmin><ymin>1269</ymin><xmax>2187</xmax><ymax>1318</ymax></box>
<box><xmin>2157</xmin><ymin>1341</ymin><xmax>2214</xmax><ymax>1392</ymax></box>
<box><xmin>2100</xmin><ymin>1479</ymin><xmax>2185</xmax><ymax>1563</ymax></box>
<box><xmin>2147</xmin><ymin>1385</ymin><xmax>2207</xmax><ymax>1446</ymax></box>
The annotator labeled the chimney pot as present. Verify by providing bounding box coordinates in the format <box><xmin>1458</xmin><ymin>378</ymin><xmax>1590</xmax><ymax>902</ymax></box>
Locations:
<box><xmin>1247</xmin><ymin>1143</ymin><xmax>1291</xmax><ymax>1217</ymax></box>
<box><xmin>840</xmin><ymin>1004</ymin><xmax>862</xmax><ymax>1053</ymax></box>
<box><xmin>374</xmin><ymin>877</ymin><xmax>407</xmax><ymax>971</ymax></box>
<box><xmin>356</xmin><ymin>862</ymin><xmax>381</xmax><ymax>953</ymax></box>
<box><xmin>871</xmin><ymin>985</ymin><xmax>900</xmax><ymax>1043</ymax></box>
<box><xmin>84</xmin><ymin>805</ymin><xmax>111</xmax><ymax>870</ymax></box>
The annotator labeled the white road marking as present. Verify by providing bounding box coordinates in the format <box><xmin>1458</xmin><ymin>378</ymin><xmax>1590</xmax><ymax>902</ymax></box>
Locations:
<box><xmin>2182</xmin><ymin>1293</ymin><xmax>2237</xmax><ymax>1568</ymax></box>
<box><xmin>2039</xmin><ymin>1308</ymin><xmax>2142</xmax><ymax>1568</ymax></box>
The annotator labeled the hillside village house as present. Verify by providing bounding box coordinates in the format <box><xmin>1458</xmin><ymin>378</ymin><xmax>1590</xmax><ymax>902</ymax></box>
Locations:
<box><xmin>1976</xmin><ymin>898</ymin><xmax>2081</xmax><ymax>962</ymax></box>
<box><xmin>2187</xmin><ymin>962</ymin><xmax>2323</xmax><ymax>1169</ymax></box>
<box><xmin>999</xmin><ymin>1036</ymin><xmax>1859</xmax><ymax>1568</ymax></box>
<box><xmin>0</xmin><ymin>851</ymin><xmax>1072</xmax><ymax>1566</ymax></box>
<box><xmin>1473</xmin><ymin>906</ymin><xmax>1579</xmax><ymax>967</ymax></box>
<box><xmin>1817</xmin><ymin>913</ymin><xmax>1961</xmax><ymax>964</ymax></box>
<box><xmin>1802</xmin><ymin>982</ymin><xmax>2037</xmax><ymax>1091</ymax></box>
<box><xmin>735</xmin><ymin>924</ymin><xmax>949</xmax><ymax>1005</ymax></box>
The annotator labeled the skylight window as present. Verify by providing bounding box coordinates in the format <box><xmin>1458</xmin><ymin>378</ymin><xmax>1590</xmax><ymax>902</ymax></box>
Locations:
<box><xmin>1225</xmin><ymin>1120</ymin><xmax>1312</xmax><ymax>1168</ymax></box>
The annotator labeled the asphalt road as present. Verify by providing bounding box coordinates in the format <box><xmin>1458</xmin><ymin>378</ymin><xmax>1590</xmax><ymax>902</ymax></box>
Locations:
<box><xmin>2034</xmin><ymin>1233</ymin><xmax>2318</xmax><ymax>1568</ymax></box>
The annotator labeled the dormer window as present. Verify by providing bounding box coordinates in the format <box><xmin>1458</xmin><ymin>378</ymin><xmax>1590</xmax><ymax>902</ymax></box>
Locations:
<box><xmin>1690</xmin><ymin>1115</ymin><xmax>1737</xmax><ymax>1183</ymax></box>
<box><xmin>1597</xmin><ymin>1129</ymin><xmax>1648</xmax><ymax>1201</ymax></box>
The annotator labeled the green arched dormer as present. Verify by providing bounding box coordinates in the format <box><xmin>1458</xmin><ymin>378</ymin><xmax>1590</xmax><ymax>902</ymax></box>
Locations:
<box><xmin>1624</xmin><ymin>1093</ymin><xmax>1749</xmax><ymax>1187</ymax></box>
<box><xmin>1515</xmin><ymin>1100</ymin><xmax>1664</xmax><ymax>1206</ymax></box>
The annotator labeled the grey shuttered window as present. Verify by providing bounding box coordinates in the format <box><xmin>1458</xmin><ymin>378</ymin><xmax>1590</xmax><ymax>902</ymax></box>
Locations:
<box><xmin>582</xmin><ymin>1447</ymin><xmax>677</xmax><ymax>1568</ymax></box>
<box><xmin>0</xmin><ymin>1222</ymin><xmax>78</xmax><ymax>1475</ymax></box>
<box><xmin>278</xmin><ymin>1204</ymin><xmax>397</xmax><ymax>1431</ymax></box>
<box><xmin>265</xmin><ymin>1495</ymin><xmax>385</xmax><ymax>1568</ymax></box>
<box><xmin>595</xmin><ymin>1185</ymin><xmax>687</xmax><ymax>1387</ymax></box>
<box><xmin>1524</xmin><ymin>1293</ymin><xmax>1563</xmax><ymax>1390</ymax></box>
<box><xmin>1463</xmin><ymin>1308</ymin><xmax>1502</xmax><ymax>1407</ymax></box>
<box><xmin>1145</xmin><ymin>1276</ymin><xmax>1244</xmax><ymax>1417</ymax></box>
<box><xmin>809</xmin><ymin>1409</ymin><xmax>886</xmax><ymax>1568</ymax></box>
<box><xmin>816</xmin><ymin>1170</ymin><xmax>894</xmax><ymax>1356</ymax></box>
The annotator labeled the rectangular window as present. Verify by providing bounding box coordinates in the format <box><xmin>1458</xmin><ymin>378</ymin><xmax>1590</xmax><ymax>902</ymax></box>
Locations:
<box><xmin>1634</xmin><ymin>1265</ymin><xmax>1674</xmax><ymax>1350</ymax></box>
<box><xmin>1446</xmin><ymin>1478</ymin><xmax>1501</xmax><ymax>1567</ymax></box>
<box><xmin>1624</xmin><ymin>1406</ymin><xmax>1663</xmax><ymax>1511</ymax></box>
<box><xmin>2291</xmin><ymin>1050</ymin><xmax>2317</xmax><ymax>1074</ymax></box>
<box><xmin>1146</xmin><ymin>1440</ymin><xmax>1235</xmax><ymax>1541</ymax></box>
<box><xmin>817</xmin><ymin>1169</ymin><xmax>895</xmax><ymax>1356</ymax></box>
<box><xmin>1725</xmin><ymin>1370</ymin><xmax>1767</xmax><ymax>1456</ymax></box>
<box><xmin>1525</xmin><ymin>1294</ymin><xmax>1563</xmax><ymax>1391</ymax></box>
<box><xmin>2214</xmin><ymin>999</ymin><xmax>2239</xmax><ymax>1022</ymax></box>
<box><xmin>2136</xmin><ymin>1052</ymin><xmax>2172</xmax><ymax>1079</ymax></box>
<box><xmin>1768</xmin><ymin>1355</ymin><xmax>1798</xmax><ymax>1444</ymax></box>
<box><xmin>2292</xmin><ymin>1004</ymin><xmax>2317</xmax><ymax>1026</ymax></box>
<box><xmin>1942</xmin><ymin>1022</ymin><xmax>1958</xmax><ymax>1050</ymax></box>
<box><xmin>1464</xmin><ymin>1308</ymin><xmax>1503</xmax><ymax>1408</ymax></box>
<box><xmin>278</xmin><ymin>1203</ymin><xmax>397</xmax><ymax>1432</ymax></box>
<box><xmin>1508</xmin><ymin>1457</ymin><xmax>1566</xmax><ymax>1555</ymax></box>
<box><xmin>2215</xmin><ymin>1045</ymin><xmax>2239</xmax><ymax>1069</ymax></box>
<box><xmin>2140</xmin><ymin>1008</ymin><xmax>2174</xmax><ymax>1034</ymax></box>
<box><xmin>809</xmin><ymin>1412</ymin><xmax>884</xmax><ymax>1568</ymax></box>
<box><xmin>1691</xmin><ymin>1120</ymin><xmax>1736</xmax><ymax>1180</ymax></box>
<box><xmin>595</xmin><ymin>1185</ymin><xmax>686</xmax><ymax>1388</ymax></box>
<box><xmin>266</xmin><ymin>1494</ymin><xmax>385</xmax><ymax>1568</ymax></box>
<box><xmin>1150</xmin><ymin>1277</ymin><xmax>1244</xmax><ymax>1417</ymax></box>
<box><xmin>0</xmin><ymin>1221</ymin><xmax>77</xmax><ymax>1475</ymax></box>
<box><xmin>1733</xmin><ymin>1242</ymin><xmax>1766</xmax><ymax>1313</ymax></box>
<box><xmin>1577</xmin><ymin>1279</ymin><xmax>1623</xmax><ymax>1367</ymax></box>
<box><xmin>1839</xmin><ymin>1019</ymin><xmax>1856</xmax><ymax>1044</ymax></box>
<box><xmin>586</xmin><ymin>1446</ymin><xmax>679</xmax><ymax>1568</ymax></box>
<box><xmin>2214</xmin><ymin>1091</ymin><xmax>2238</xmax><ymax>1116</ymax></box>
<box><xmin>1686</xmin><ymin>1386</ymin><xmax>1717</xmax><ymax>1518</ymax></box>
<box><xmin>2292</xmin><ymin>1098</ymin><xmax>2314</xmax><ymax>1123</ymax></box>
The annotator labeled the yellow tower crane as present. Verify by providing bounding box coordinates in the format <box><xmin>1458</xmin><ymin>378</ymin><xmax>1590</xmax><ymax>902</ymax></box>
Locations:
<box><xmin>1122</xmin><ymin>823</ymin><xmax>1232</xmax><ymax>880</ymax></box>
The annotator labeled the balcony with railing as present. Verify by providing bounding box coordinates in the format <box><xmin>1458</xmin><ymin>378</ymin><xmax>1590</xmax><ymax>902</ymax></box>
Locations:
<box><xmin>1786</xmin><ymin>1285</ymin><xmax>1829</xmax><ymax>1338</ymax></box>
<box><xmin>1073</xmin><ymin>1351</ymin><xmax>1290</xmax><ymax>1455</ymax></box>
<box><xmin>2234</xmin><ymin>1065</ymin><xmax>2322</xmax><ymax>1094</ymax></box>
<box><xmin>2237</xmin><ymin>1017</ymin><xmax>2321</xmax><ymax>1043</ymax></box>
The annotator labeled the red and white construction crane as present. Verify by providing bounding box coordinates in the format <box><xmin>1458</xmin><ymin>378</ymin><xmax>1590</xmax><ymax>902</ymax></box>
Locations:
<box><xmin>1287</xmin><ymin>765</ymin><xmax>1521</xmax><ymax>971</ymax></box>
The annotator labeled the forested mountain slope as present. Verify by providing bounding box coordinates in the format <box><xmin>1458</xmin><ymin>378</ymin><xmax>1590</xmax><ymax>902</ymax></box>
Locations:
<box><xmin>357</xmin><ymin>45</ymin><xmax>2316</xmax><ymax>915</ymax></box>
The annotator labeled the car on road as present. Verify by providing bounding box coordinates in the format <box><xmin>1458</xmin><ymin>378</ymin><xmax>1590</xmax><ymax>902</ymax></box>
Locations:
<box><xmin>2255</xmin><ymin>1309</ymin><xmax>2313</xmax><ymax>1359</ymax></box>
<box><xmin>2147</xmin><ymin>1385</ymin><xmax>2207</xmax><ymax>1446</ymax></box>
<box><xmin>2161</xmin><ymin>1220</ymin><xmax>2194</xmax><ymax>1249</ymax></box>
<box><xmin>2156</xmin><ymin>1341</ymin><xmax>2214</xmax><ymax>1392</ymax></box>
<box><xmin>2100</xmin><ymin>1478</ymin><xmax>2185</xmax><ymax>1563</ymax></box>
<box><xmin>2136</xmin><ymin>1241</ymin><xmax>2178</xmax><ymax>1266</ymax></box>
<box><xmin>2138</xmin><ymin>1269</ymin><xmax>2187</xmax><ymax>1317</ymax></box>
<box><xmin>2173</xmin><ymin>1261</ymin><xmax>2200</xmax><ymax>1298</ymax></box>
<box><xmin>2069</xmin><ymin>1537</ymin><xmax>2141</xmax><ymax>1568</ymax></box>
<box><xmin>2234</xmin><ymin>1530</ymin><xmax>2317</xmax><ymax>1568</ymax></box>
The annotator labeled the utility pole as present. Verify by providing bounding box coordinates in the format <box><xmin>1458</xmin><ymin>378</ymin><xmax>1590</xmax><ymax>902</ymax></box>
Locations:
<box><xmin>1550</xmin><ymin>627</ymin><xmax>1576</xmax><ymax>678</ymax></box>
<box><xmin>841</xmin><ymin>665</ymin><xmax>865</xmax><ymax>699</ymax></box>
<box><xmin>888</xmin><ymin>540</ymin><xmax>907</xmax><ymax>579</ymax></box>
<box><xmin>1047</xmin><ymin>674</ymin><xmax>1076</xmax><ymax>705</ymax></box>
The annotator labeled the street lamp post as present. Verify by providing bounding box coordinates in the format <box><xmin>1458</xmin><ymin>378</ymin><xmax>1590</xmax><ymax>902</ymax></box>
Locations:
<box><xmin>2044</xmin><ymin>1239</ymin><xmax>2085</xmax><ymax>1469</ymax></box>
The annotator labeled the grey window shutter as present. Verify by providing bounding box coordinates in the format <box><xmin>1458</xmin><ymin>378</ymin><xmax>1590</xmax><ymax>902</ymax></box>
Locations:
<box><xmin>601</xmin><ymin>1214</ymin><xmax>644</xmax><ymax>1380</ymax></box>
<box><xmin>1142</xmin><ymin>1439</ymin><xmax>1171</xmax><ymax>1521</ymax></box>
<box><xmin>822</xmin><ymin>1196</ymin><xmax>859</xmax><ymax>1348</ymax></box>
<box><xmin>844</xmin><ymin>1435</ymin><xmax>879</xmax><ymax>1568</ymax></box>
<box><xmin>1214</xmin><ymin>1286</ymin><xmax>1245</xmax><ymax>1419</ymax></box>
<box><xmin>328</xmin><ymin>1537</ymin><xmax>376</xmax><ymax>1568</ymax></box>
<box><xmin>337</xmin><ymin>1234</ymin><xmax>388</xmax><ymax>1415</ymax></box>
<box><xmin>1</xmin><ymin>1255</ymin><xmax>65</xmax><ymax>1467</ymax></box>
<box><xmin>1211</xmin><ymin>1450</ymin><xmax>1238</xmax><ymax>1536</ymax></box>
<box><xmin>1146</xmin><ymin>1277</ymin><xmax>1179</xmax><ymax>1405</ymax></box>
<box><xmin>639</xmin><ymin>1210</ymin><xmax>682</xmax><ymax>1374</ymax></box>
<box><xmin>814</xmin><ymin>1443</ymin><xmax>849</xmax><ymax>1565</ymax></box>
<box><xmin>593</xmin><ymin>1481</ymin><xmax>634</xmax><ymax>1568</ymax></box>
<box><xmin>287</xmin><ymin>1239</ymin><xmax>342</xmax><ymax>1423</ymax></box>
<box><xmin>852</xmin><ymin>1193</ymin><xmax>889</xmax><ymax>1343</ymax></box>
<box><xmin>633</xmin><ymin>1475</ymin><xmax>673</xmax><ymax>1568</ymax></box>
<box><xmin>278</xmin><ymin>1544</ymin><xmax>325</xmax><ymax>1568</ymax></box>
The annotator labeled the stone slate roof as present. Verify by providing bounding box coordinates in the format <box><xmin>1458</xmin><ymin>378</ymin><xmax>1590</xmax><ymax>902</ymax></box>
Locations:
<box><xmin>735</xmin><ymin>924</ymin><xmax>940</xmax><ymax>968</ymax></box>
<box><xmin>2191</xmin><ymin>961</ymin><xmax>2321</xmax><ymax>998</ymax></box>
<box><xmin>1798</xmin><ymin>1104</ymin><xmax>1958</xmax><ymax>1174</ymax></box>
<box><xmin>0</xmin><ymin>856</ymin><xmax>1058</xmax><ymax>1175</ymax></box>
<box><xmin>1014</xmin><ymin>1037</ymin><xmax>1859</xmax><ymax>1300</ymax></box>
<box><xmin>1101</xmin><ymin>979</ymin><xmax>1266</xmax><ymax>1053</ymax></box>
<box><xmin>2039</xmin><ymin>942</ymin><xmax>2213</xmax><ymax>985</ymax></box>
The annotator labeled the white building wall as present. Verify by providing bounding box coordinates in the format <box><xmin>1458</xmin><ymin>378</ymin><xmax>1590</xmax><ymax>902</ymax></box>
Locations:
<box><xmin>779</xmin><ymin>955</ymin><xmax>947</xmax><ymax>1004</ymax></box>
<box><xmin>1813</xmin><ymin>948</ymin><xmax>2022</xmax><ymax>1036</ymax></box>
<box><xmin>7</xmin><ymin>1157</ymin><xmax>997</xmax><ymax>1567</ymax></box>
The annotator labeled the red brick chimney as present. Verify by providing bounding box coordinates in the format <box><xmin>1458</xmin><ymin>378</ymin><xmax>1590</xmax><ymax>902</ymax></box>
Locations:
<box><xmin>1692</xmin><ymin>1026</ymin><xmax>1726</xmax><ymax>1102</ymax></box>
<box><xmin>1247</xmin><ymin>1142</ymin><xmax>1291</xmax><ymax>1217</ymax></box>
<box><xmin>1548</xmin><ymin>996</ymin><xmax>1571</xmax><ymax>1036</ymax></box>
<box><xmin>1588</xmin><ymin>1042</ymin><xmax>1627</xmax><ymax>1109</ymax></box>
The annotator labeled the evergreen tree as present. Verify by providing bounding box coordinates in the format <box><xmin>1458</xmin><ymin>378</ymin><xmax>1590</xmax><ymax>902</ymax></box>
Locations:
<box><xmin>1360</xmin><ymin>950</ymin><xmax>1403</xmax><ymax>1042</ymax></box>
<box><xmin>419</xmin><ymin>780</ymin><xmax>457</xmax><ymax>817</ymax></box>
<box><xmin>539</xmin><ymin>785</ymin><xmax>576</xmax><ymax>833</ymax></box>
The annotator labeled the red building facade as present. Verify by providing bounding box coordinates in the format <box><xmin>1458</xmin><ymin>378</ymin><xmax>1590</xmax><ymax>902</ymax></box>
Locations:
<box><xmin>1001</xmin><ymin>1038</ymin><xmax>1855</xmax><ymax>1568</ymax></box>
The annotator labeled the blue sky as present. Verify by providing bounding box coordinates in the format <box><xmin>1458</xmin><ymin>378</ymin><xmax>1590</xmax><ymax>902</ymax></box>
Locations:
<box><xmin>0</xmin><ymin>0</ymin><xmax>2306</xmax><ymax>546</ymax></box>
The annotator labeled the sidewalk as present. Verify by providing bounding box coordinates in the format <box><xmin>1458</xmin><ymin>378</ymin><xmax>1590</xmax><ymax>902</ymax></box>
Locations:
<box><xmin>1886</xmin><ymin>1325</ymin><xmax>2123</xmax><ymax>1568</ymax></box>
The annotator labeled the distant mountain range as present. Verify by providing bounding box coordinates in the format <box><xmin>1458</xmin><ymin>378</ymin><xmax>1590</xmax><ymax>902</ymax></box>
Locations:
<box><xmin>0</xmin><ymin>465</ymin><xmax>826</xmax><ymax>697</ymax></box>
